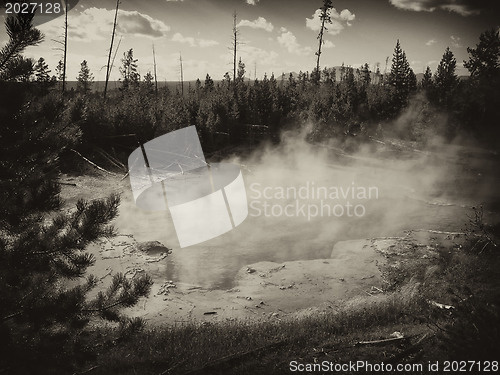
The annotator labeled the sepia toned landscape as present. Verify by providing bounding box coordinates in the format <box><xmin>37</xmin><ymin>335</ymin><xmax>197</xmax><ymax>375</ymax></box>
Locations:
<box><xmin>1</xmin><ymin>0</ymin><xmax>499</xmax><ymax>374</ymax></box>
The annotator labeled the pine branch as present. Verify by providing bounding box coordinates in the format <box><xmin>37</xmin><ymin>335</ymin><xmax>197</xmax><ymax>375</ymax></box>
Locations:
<box><xmin>2</xmin><ymin>311</ymin><xmax>22</xmax><ymax>322</ymax></box>
<box><xmin>0</xmin><ymin>11</ymin><xmax>43</xmax><ymax>74</ymax></box>
<box><xmin>82</xmin><ymin>274</ymin><xmax>153</xmax><ymax>318</ymax></box>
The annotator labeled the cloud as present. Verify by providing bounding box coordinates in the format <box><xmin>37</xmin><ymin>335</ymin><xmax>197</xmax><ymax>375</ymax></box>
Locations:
<box><xmin>117</xmin><ymin>10</ymin><xmax>171</xmax><ymax>37</ymax></box>
<box><xmin>246</xmin><ymin>0</ymin><xmax>260</xmax><ymax>5</ymax></box>
<box><xmin>411</xmin><ymin>60</ymin><xmax>422</xmax><ymax>69</ymax></box>
<box><xmin>337</xmin><ymin>9</ymin><xmax>356</xmax><ymax>25</ymax></box>
<box><xmin>323</xmin><ymin>40</ymin><xmax>335</xmax><ymax>48</ymax></box>
<box><xmin>306</xmin><ymin>8</ymin><xmax>355</xmax><ymax>35</ymax></box>
<box><xmin>39</xmin><ymin>7</ymin><xmax>171</xmax><ymax>42</ymax></box>
<box><xmin>172</xmin><ymin>33</ymin><xmax>219</xmax><ymax>48</ymax></box>
<box><xmin>239</xmin><ymin>46</ymin><xmax>278</xmax><ymax>65</ymax></box>
<box><xmin>440</xmin><ymin>3</ymin><xmax>480</xmax><ymax>16</ymax></box>
<box><xmin>389</xmin><ymin>0</ymin><xmax>482</xmax><ymax>16</ymax></box>
<box><xmin>198</xmin><ymin>39</ymin><xmax>219</xmax><ymax>48</ymax></box>
<box><xmin>221</xmin><ymin>45</ymin><xmax>280</xmax><ymax>76</ymax></box>
<box><xmin>450</xmin><ymin>35</ymin><xmax>461</xmax><ymax>47</ymax></box>
<box><xmin>172</xmin><ymin>33</ymin><xmax>195</xmax><ymax>47</ymax></box>
<box><xmin>426</xmin><ymin>39</ymin><xmax>437</xmax><ymax>46</ymax></box>
<box><xmin>167</xmin><ymin>53</ymin><xmax>210</xmax><ymax>76</ymax></box>
<box><xmin>237</xmin><ymin>17</ymin><xmax>274</xmax><ymax>32</ymax></box>
<box><xmin>277</xmin><ymin>27</ymin><xmax>312</xmax><ymax>55</ymax></box>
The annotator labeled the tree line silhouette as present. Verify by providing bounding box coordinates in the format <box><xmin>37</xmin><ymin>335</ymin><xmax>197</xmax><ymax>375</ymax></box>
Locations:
<box><xmin>7</xmin><ymin>28</ymin><xmax>499</xmax><ymax>157</ymax></box>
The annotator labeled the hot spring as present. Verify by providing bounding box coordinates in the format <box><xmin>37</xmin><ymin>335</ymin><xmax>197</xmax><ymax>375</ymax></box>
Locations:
<box><xmin>114</xmin><ymin>132</ymin><xmax>500</xmax><ymax>290</ymax></box>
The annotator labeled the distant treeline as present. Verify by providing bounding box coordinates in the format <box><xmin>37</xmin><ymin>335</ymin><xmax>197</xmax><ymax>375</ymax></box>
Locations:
<box><xmin>2</xmin><ymin>30</ymin><xmax>500</xmax><ymax>166</ymax></box>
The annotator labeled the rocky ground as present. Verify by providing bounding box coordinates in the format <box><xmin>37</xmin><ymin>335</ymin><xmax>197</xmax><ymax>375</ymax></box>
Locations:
<box><xmin>59</xmin><ymin>172</ymin><xmax>468</xmax><ymax>326</ymax></box>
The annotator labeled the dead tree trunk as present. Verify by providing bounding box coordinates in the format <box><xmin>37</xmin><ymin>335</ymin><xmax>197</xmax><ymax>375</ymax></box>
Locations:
<box><xmin>104</xmin><ymin>0</ymin><xmax>120</xmax><ymax>99</ymax></box>
<box><xmin>179</xmin><ymin>52</ymin><xmax>184</xmax><ymax>96</ymax></box>
<box><xmin>233</xmin><ymin>12</ymin><xmax>238</xmax><ymax>83</ymax></box>
<box><xmin>62</xmin><ymin>0</ymin><xmax>68</xmax><ymax>93</ymax></box>
<box><xmin>153</xmin><ymin>43</ymin><xmax>158</xmax><ymax>97</ymax></box>
<box><xmin>315</xmin><ymin>0</ymin><xmax>333</xmax><ymax>84</ymax></box>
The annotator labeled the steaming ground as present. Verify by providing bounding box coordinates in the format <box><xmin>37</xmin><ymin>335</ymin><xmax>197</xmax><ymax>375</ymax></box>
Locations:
<box><xmin>59</xmin><ymin>127</ymin><xmax>499</xmax><ymax>323</ymax></box>
<box><xmin>107</xmin><ymin>127</ymin><xmax>499</xmax><ymax>290</ymax></box>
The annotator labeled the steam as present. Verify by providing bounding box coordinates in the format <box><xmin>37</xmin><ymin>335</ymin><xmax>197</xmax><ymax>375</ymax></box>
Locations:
<box><xmin>114</xmin><ymin>104</ymin><xmax>500</xmax><ymax>289</ymax></box>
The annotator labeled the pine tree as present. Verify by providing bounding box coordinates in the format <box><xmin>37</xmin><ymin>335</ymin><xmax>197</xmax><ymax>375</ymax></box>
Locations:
<box><xmin>223</xmin><ymin>71</ymin><xmax>232</xmax><ymax>89</ymax></box>
<box><xmin>422</xmin><ymin>66</ymin><xmax>433</xmax><ymax>89</ymax></box>
<box><xmin>0</xmin><ymin>7</ymin><xmax>42</xmax><ymax>82</ymax></box>
<box><xmin>464</xmin><ymin>28</ymin><xmax>500</xmax><ymax>81</ymax></box>
<box><xmin>195</xmin><ymin>78</ymin><xmax>202</xmax><ymax>92</ymax></box>
<box><xmin>144</xmin><ymin>71</ymin><xmax>154</xmax><ymax>85</ymax></box>
<box><xmin>361</xmin><ymin>63</ymin><xmax>371</xmax><ymax>86</ymax></box>
<box><xmin>76</xmin><ymin>60</ymin><xmax>94</xmax><ymax>93</ymax></box>
<box><xmin>143</xmin><ymin>71</ymin><xmax>154</xmax><ymax>92</ymax></box>
<box><xmin>236</xmin><ymin>57</ymin><xmax>246</xmax><ymax>85</ymax></box>
<box><xmin>320</xmin><ymin>66</ymin><xmax>335</xmax><ymax>86</ymax></box>
<box><xmin>119</xmin><ymin>48</ymin><xmax>140</xmax><ymax>90</ymax></box>
<box><xmin>374</xmin><ymin>63</ymin><xmax>381</xmax><ymax>85</ymax></box>
<box><xmin>434</xmin><ymin>47</ymin><xmax>458</xmax><ymax>106</ymax></box>
<box><xmin>344</xmin><ymin>66</ymin><xmax>358</xmax><ymax>111</ymax></box>
<box><xmin>388</xmin><ymin>40</ymin><xmax>413</xmax><ymax>110</ymax></box>
<box><xmin>204</xmin><ymin>73</ymin><xmax>214</xmax><ymax>93</ymax></box>
<box><xmin>11</xmin><ymin>57</ymin><xmax>34</xmax><ymax>82</ymax></box>
<box><xmin>33</xmin><ymin>57</ymin><xmax>54</xmax><ymax>93</ymax></box>
<box><xmin>407</xmin><ymin>65</ymin><xmax>417</xmax><ymax>92</ymax></box>
<box><xmin>235</xmin><ymin>58</ymin><xmax>248</xmax><ymax>127</ymax></box>
<box><xmin>339</xmin><ymin>63</ymin><xmax>346</xmax><ymax>82</ymax></box>
<box><xmin>55</xmin><ymin>59</ymin><xmax>64</xmax><ymax>81</ymax></box>
<box><xmin>0</xmin><ymin>87</ymin><xmax>153</xmax><ymax>373</ymax></box>
<box><xmin>461</xmin><ymin>29</ymin><xmax>500</xmax><ymax>136</ymax></box>
<box><xmin>0</xmin><ymin>10</ymin><xmax>153</xmax><ymax>373</ymax></box>
<box><xmin>34</xmin><ymin>57</ymin><xmax>51</xmax><ymax>82</ymax></box>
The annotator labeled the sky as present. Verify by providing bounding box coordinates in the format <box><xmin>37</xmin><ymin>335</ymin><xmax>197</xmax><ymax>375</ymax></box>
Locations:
<box><xmin>1</xmin><ymin>0</ymin><xmax>500</xmax><ymax>82</ymax></box>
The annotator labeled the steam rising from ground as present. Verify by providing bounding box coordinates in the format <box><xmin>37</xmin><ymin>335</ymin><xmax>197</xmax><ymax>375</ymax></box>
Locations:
<box><xmin>115</xmin><ymin>116</ymin><xmax>500</xmax><ymax>289</ymax></box>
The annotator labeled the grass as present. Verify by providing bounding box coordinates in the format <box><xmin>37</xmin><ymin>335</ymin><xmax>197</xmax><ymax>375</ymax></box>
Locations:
<box><xmin>87</xmin><ymin>294</ymin><xmax>427</xmax><ymax>374</ymax></box>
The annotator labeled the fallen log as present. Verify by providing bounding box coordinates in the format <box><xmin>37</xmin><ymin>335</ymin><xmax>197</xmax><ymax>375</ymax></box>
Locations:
<box><xmin>413</xmin><ymin>229</ymin><xmax>465</xmax><ymax>236</ymax></box>
<box><xmin>120</xmin><ymin>170</ymin><xmax>130</xmax><ymax>181</ymax></box>
<box><xmin>70</xmin><ymin>149</ymin><xmax>116</xmax><ymax>176</ymax></box>
<box><xmin>355</xmin><ymin>334</ymin><xmax>407</xmax><ymax>347</ymax></box>
<box><xmin>73</xmin><ymin>365</ymin><xmax>100</xmax><ymax>375</ymax></box>
<box><xmin>428</xmin><ymin>300</ymin><xmax>454</xmax><ymax>310</ymax></box>
<box><xmin>96</xmin><ymin>147</ymin><xmax>127</xmax><ymax>172</ymax></box>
